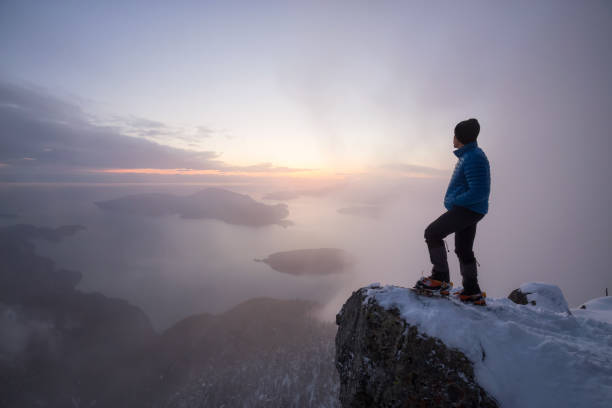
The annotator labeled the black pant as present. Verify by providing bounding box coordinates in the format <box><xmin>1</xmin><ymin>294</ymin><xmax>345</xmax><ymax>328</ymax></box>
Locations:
<box><xmin>424</xmin><ymin>205</ymin><xmax>485</xmax><ymax>264</ymax></box>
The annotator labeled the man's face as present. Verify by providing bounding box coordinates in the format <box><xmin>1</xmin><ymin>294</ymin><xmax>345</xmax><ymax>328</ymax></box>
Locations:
<box><xmin>453</xmin><ymin>134</ymin><xmax>463</xmax><ymax>148</ymax></box>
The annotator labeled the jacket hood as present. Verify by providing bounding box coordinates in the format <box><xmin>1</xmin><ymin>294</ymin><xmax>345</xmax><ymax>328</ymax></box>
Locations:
<box><xmin>453</xmin><ymin>141</ymin><xmax>478</xmax><ymax>158</ymax></box>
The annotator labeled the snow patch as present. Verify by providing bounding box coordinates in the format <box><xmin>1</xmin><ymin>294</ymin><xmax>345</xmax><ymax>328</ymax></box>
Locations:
<box><xmin>574</xmin><ymin>296</ymin><xmax>612</xmax><ymax>324</ymax></box>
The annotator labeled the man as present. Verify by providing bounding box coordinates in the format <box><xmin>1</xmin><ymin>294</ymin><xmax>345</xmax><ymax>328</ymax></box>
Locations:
<box><xmin>415</xmin><ymin>118</ymin><xmax>491</xmax><ymax>305</ymax></box>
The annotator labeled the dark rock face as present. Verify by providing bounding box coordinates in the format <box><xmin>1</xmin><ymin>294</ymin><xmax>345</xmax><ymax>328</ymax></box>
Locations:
<box><xmin>508</xmin><ymin>288</ymin><xmax>533</xmax><ymax>305</ymax></box>
<box><xmin>335</xmin><ymin>288</ymin><xmax>498</xmax><ymax>408</ymax></box>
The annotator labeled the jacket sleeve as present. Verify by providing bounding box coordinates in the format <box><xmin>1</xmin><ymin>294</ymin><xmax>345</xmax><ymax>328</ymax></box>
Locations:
<box><xmin>452</xmin><ymin>154</ymin><xmax>490</xmax><ymax>207</ymax></box>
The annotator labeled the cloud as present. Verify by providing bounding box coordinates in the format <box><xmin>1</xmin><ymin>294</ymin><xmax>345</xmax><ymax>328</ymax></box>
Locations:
<box><xmin>0</xmin><ymin>81</ymin><xmax>223</xmax><ymax>172</ymax></box>
<box><xmin>0</xmin><ymin>305</ymin><xmax>56</xmax><ymax>358</ymax></box>
<box><xmin>196</xmin><ymin>126</ymin><xmax>215</xmax><ymax>138</ymax></box>
<box><xmin>0</xmin><ymin>80</ymin><xmax>314</xmax><ymax>182</ymax></box>
<box><xmin>263</xmin><ymin>183</ymin><xmax>348</xmax><ymax>200</ymax></box>
<box><xmin>222</xmin><ymin>162</ymin><xmax>312</xmax><ymax>174</ymax></box>
<box><xmin>119</xmin><ymin>115</ymin><xmax>166</xmax><ymax>129</ymax></box>
<box><xmin>337</xmin><ymin>205</ymin><xmax>381</xmax><ymax>219</ymax></box>
<box><xmin>98</xmin><ymin>115</ymin><xmax>219</xmax><ymax>148</ymax></box>
<box><xmin>0</xmin><ymin>81</ymin><xmax>85</xmax><ymax>125</ymax></box>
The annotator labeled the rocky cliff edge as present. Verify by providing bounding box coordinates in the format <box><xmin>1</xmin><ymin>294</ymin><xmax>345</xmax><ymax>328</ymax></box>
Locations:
<box><xmin>335</xmin><ymin>283</ymin><xmax>612</xmax><ymax>408</ymax></box>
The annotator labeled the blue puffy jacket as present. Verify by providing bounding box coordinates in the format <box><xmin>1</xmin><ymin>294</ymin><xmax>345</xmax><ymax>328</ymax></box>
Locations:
<box><xmin>444</xmin><ymin>141</ymin><xmax>491</xmax><ymax>215</ymax></box>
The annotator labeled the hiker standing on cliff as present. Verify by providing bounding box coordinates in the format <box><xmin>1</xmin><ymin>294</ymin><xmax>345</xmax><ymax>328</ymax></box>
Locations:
<box><xmin>414</xmin><ymin>118</ymin><xmax>491</xmax><ymax>305</ymax></box>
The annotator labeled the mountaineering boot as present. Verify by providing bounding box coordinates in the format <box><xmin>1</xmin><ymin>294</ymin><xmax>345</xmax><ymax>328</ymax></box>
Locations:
<box><xmin>414</xmin><ymin>276</ymin><xmax>453</xmax><ymax>296</ymax></box>
<box><xmin>457</xmin><ymin>259</ymin><xmax>486</xmax><ymax>305</ymax></box>
<box><xmin>457</xmin><ymin>290</ymin><xmax>487</xmax><ymax>306</ymax></box>
<box><xmin>415</xmin><ymin>241</ymin><xmax>452</xmax><ymax>295</ymax></box>
<box><xmin>458</xmin><ymin>258</ymin><xmax>481</xmax><ymax>295</ymax></box>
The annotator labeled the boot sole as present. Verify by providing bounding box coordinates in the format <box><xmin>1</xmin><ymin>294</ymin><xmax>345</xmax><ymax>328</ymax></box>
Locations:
<box><xmin>410</xmin><ymin>288</ymin><xmax>487</xmax><ymax>306</ymax></box>
<box><xmin>410</xmin><ymin>287</ymin><xmax>450</xmax><ymax>297</ymax></box>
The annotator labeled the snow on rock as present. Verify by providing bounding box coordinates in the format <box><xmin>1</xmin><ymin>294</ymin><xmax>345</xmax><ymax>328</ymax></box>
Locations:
<box><xmin>574</xmin><ymin>296</ymin><xmax>612</xmax><ymax>324</ymax></box>
<box><xmin>516</xmin><ymin>282</ymin><xmax>571</xmax><ymax>314</ymax></box>
<box><xmin>357</xmin><ymin>283</ymin><xmax>612</xmax><ymax>408</ymax></box>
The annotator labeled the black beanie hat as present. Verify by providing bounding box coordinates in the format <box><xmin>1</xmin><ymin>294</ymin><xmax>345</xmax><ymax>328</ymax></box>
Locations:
<box><xmin>454</xmin><ymin>118</ymin><xmax>480</xmax><ymax>145</ymax></box>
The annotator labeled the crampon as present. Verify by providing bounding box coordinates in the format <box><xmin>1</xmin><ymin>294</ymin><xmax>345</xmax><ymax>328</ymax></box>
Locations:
<box><xmin>411</xmin><ymin>277</ymin><xmax>453</xmax><ymax>297</ymax></box>
<box><xmin>455</xmin><ymin>290</ymin><xmax>487</xmax><ymax>306</ymax></box>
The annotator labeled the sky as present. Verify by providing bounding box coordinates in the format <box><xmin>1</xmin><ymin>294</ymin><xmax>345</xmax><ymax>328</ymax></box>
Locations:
<box><xmin>0</xmin><ymin>1</ymin><xmax>611</xmax><ymax>318</ymax></box>
<box><xmin>1</xmin><ymin>0</ymin><xmax>609</xmax><ymax>178</ymax></box>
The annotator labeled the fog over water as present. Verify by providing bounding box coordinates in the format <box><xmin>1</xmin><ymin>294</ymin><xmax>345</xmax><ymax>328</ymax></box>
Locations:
<box><xmin>2</xmin><ymin>177</ymin><xmax>608</xmax><ymax>331</ymax></box>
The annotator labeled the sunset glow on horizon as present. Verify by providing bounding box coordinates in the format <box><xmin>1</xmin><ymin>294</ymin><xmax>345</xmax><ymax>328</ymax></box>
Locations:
<box><xmin>95</xmin><ymin>166</ymin><xmax>343</xmax><ymax>179</ymax></box>
<box><xmin>91</xmin><ymin>164</ymin><xmax>447</xmax><ymax>181</ymax></box>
